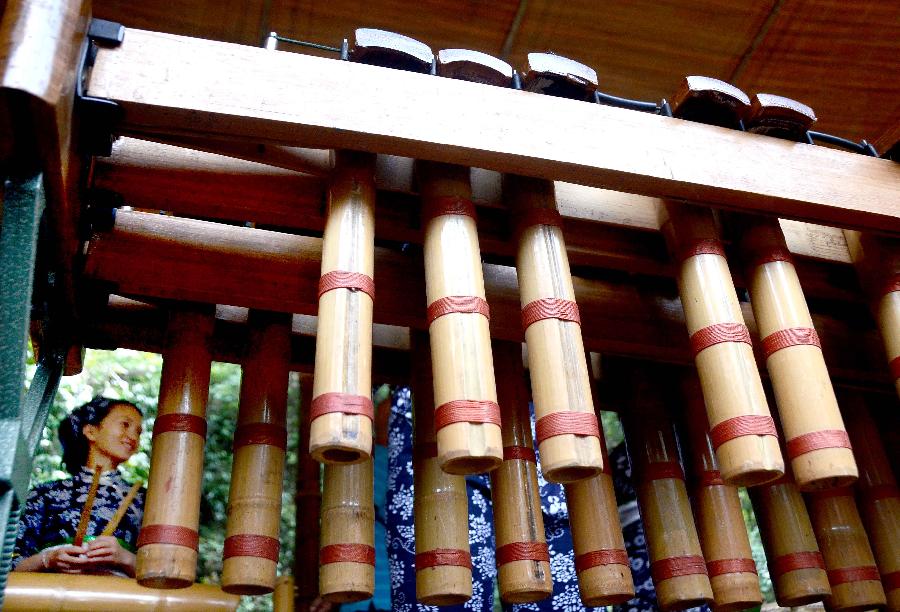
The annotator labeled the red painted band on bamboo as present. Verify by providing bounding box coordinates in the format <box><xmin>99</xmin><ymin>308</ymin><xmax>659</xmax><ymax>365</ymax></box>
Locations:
<box><xmin>690</xmin><ymin>322</ymin><xmax>752</xmax><ymax>357</ymax></box>
<box><xmin>426</xmin><ymin>296</ymin><xmax>490</xmax><ymax>325</ymax></box>
<box><xmin>880</xmin><ymin>274</ymin><xmax>900</xmax><ymax>298</ymax></box>
<box><xmin>320</xmin><ymin>544</ymin><xmax>376</xmax><ymax>566</ymax></box>
<box><xmin>152</xmin><ymin>413</ymin><xmax>207</xmax><ymax>440</ymax></box>
<box><xmin>678</xmin><ymin>238</ymin><xmax>725</xmax><ymax>263</ymax></box>
<box><xmin>707</xmin><ymin>558</ymin><xmax>758</xmax><ymax>577</ymax></box>
<box><xmin>748</xmin><ymin>245</ymin><xmax>794</xmax><ymax>270</ymax></box>
<box><xmin>769</xmin><ymin>551</ymin><xmax>825</xmax><ymax>577</ymax></box>
<box><xmin>423</xmin><ymin>195</ymin><xmax>477</xmax><ymax>222</ymax></box>
<box><xmin>521</xmin><ymin>298</ymin><xmax>581</xmax><ymax>332</ymax></box>
<box><xmin>137</xmin><ymin>524</ymin><xmax>200</xmax><ymax>550</ymax></box>
<box><xmin>762</xmin><ymin>327</ymin><xmax>821</xmax><ymax>358</ymax></box>
<box><xmin>708</xmin><ymin>415</ymin><xmax>778</xmax><ymax>450</ymax></box>
<box><xmin>416</xmin><ymin>549</ymin><xmax>472</xmax><ymax>570</ymax></box>
<box><xmin>223</xmin><ymin>534</ymin><xmax>280</xmax><ymax>562</ymax></box>
<box><xmin>309</xmin><ymin>393</ymin><xmax>374</xmax><ymax>421</ymax></box>
<box><xmin>861</xmin><ymin>483</ymin><xmax>900</xmax><ymax>501</ymax></box>
<box><xmin>434</xmin><ymin>399</ymin><xmax>501</xmax><ymax>430</ymax></box>
<box><xmin>890</xmin><ymin>356</ymin><xmax>900</xmax><ymax>381</ymax></box>
<box><xmin>535</xmin><ymin>412</ymin><xmax>600</xmax><ymax>444</ymax></box>
<box><xmin>699</xmin><ymin>470</ymin><xmax>726</xmax><ymax>487</ymax></box>
<box><xmin>883</xmin><ymin>571</ymin><xmax>900</xmax><ymax>591</ymax></box>
<box><xmin>413</xmin><ymin>441</ymin><xmax>438</xmax><ymax>462</ymax></box>
<box><xmin>643</xmin><ymin>460</ymin><xmax>685</xmax><ymax>482</ymax></box>
<box><xmin>785</xmin><ymin>429</ymin><xmax>851</xmax><ymax>459</ymax></box>
<box><xmin>574</xmin><ymin>549</ymin><xmax>630</xmax><ymax>572</ymax></box>
<box><xmin>650</xmin><ymin>555</ymin><xmax>708</xmax><ymax>582</ymax></box>
<box><xmin>827</xmin><ymin>566</ymin><xmax>881</xmax><ymax>585</ymax></box>
<box><xmin>517</xmin><ymin>208</ymin><xmax>563</xmax><ymax>232</ymax></box>
<box><xmin>496</xmin><ymin>541</ymin><xmax>550</xmax><ymax>566</ymax></box>
<box><xmin>503</xmin><ymin>445</ymin><xmax>537</xmax><ymax>463</ymax></box>
<box><xmin>233</xmin><ymin>422</ymin><xmax>288</xmax><ymax>451</ymax></box>
<box><xmin>317</xmin><ymin>270</ymin><xmax>375</xmax><ymax>300</ymax></box>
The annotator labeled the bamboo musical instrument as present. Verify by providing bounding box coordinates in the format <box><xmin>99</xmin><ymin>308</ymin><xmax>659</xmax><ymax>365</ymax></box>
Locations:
<box><xmin>295</xmin><ymin>373</ymin><xmax>321</xmax><ymax>609</ymax></box>
<box><xmin>222</xmin><ymin>310</ymin><xmax>291</xmax><ymax>595</ymax></box>
<box><xmin>308</xmin><ymin>142</ymin><xmax>376</xmax><ymax>464</ymax></box>
<box><xmin>100</xmin><ymin>481</ymin><xmax>143</xmax><ymax>537</ymax></box>
<box><xmin>506</xmin><ymin>53</ymin><xmax>605</xmax><ymax>483</ymax></box>
<box><xmin>273</xmin><ymin>575</ymin><xmax>295</xmax><ymax>612</ymax></box>
<box><xmin>72</xmin><ymin>466</ymin><xmax>102</xmax><ymax>547</ymax></box>
<box><xmin>841</xmin><ymin>390</ymin><xmax>900</xmax><ymax>611</ymax></box>
<box><xmin>137</xmin><ymin>307</ymin><xmax>214</xmax><ymax>588</ymax></box>
<box><xmin>663</xmin><ymin>77</ymin><xmax>783</xmax><ymax>487</ymax></box>
<box><xmin>738</xmin><ymin>93</ymin><xmax>857</xmax><ymax>491</ymax></box>
<box><xmin>618</xmin><ymin>360</ymin><xmax>713</xmax><ymax>611</ymax></box>
<box><xmin>490</xmin><ymin>340</ymin><xmax>552</xmax><ymax>603</ymax></box>
<box><xmin>4</xmin><ymin>573</ymin><xmax>240</xmax><ymax>612</ymax></box>
<box><xmin>680</xmin><ymin>372</ymin><xmax>761</xmax><ymax>612</ymax></box>
<box><xmin>411</xmin><ymin>332</ymin><xmax>472</xmax><ymax>605</ymax></box>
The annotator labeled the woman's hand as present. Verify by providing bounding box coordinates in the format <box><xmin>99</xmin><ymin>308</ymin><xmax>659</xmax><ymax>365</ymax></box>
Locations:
<box><xmin>44</xmin><ymin>545</ymin><xmax>90</xmax><ymax>573</ymax></box>
<box><xmin>84</xmin><ymin>536</ymin><xmax>137</xmax><ymax>576</ymax></box>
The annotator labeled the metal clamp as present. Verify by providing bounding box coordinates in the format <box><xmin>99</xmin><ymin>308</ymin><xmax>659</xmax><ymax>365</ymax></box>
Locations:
<box><xmin>75</xmin><ymin>19</ymin><xmax>125</xmax><ymax>157</ymax></box>
<box><xmin>805</xmin><ymin>130</ymin><xmax>879</xmax><ymax>157</ymax></box>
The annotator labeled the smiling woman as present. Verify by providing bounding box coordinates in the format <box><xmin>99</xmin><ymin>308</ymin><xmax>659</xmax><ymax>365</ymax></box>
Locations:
<box><xmin>11</xmin><ymin>397</ymin><xmax>146</xmax><ymax>577</ymax></box>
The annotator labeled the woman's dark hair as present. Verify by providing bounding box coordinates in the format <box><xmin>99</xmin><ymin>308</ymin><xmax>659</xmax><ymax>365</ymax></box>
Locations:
<box><xmin>58</xmin><ymin>397</ymin><xmax>142</xmax><ymax>474</ymax></box>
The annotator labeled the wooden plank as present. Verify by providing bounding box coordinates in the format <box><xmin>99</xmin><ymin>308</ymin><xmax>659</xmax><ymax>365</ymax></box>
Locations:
<box><xmin>86</xmin><ymin>29</ymin><xmax>900</xmax><ymax>232</ymax></box>
<box><xmin>82</xmin><ymin>211</ymin><xmax>888</xmax><ymax>386</ymax></box>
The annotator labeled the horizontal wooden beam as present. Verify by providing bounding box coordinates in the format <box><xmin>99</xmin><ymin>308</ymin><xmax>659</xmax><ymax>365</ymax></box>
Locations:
<box><xmin>83</xmin><ymin>211</ymin><xmax>889</xmax><ymax>387</ymax></box>
<box><xmin>86</xmin><ymin>29</ymin><xmax>900</xmax><ymax>231</ymax></box>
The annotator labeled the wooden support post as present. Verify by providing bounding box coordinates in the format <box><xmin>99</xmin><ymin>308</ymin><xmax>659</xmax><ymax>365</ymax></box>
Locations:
<box><xmin>309</xmin><ymin>150</ymin><xmax>376</xmax><ymax>464</ymax></box>
<box><xmin>294</xmin><ymin>373</ymin><xmax>321</xmax><ymax>610</ymax></box>
<box><xmin>680</xmin><ymin>372</ymin><xmax>761</xmax><ymax>611</ymax></box>
<box><xmin>137</xmin><ymin>307</ymin><xmax>214</xmax><ymax>588</ymax></box>
<box><xmin>490</xmin><ymin>340</ymin><xmax>552</xmax><ymax>604</ymax></box>
<box><xmin>222</xmin><ymin>311</ymin><xmax>291</xmax><ymax>594</ymax></box>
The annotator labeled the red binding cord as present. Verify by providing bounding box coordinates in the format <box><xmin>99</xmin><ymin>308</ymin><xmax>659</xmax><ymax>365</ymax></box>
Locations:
<box><xmin>748</xmin><ymin>245</ymin><xmax>794</xmax><ymax>270</ymax></box>
<box><xmin>707</xmin><ymin>558</ymin><xmax>758</xmax><ymax>577</ymax></box>
<box><xmin>503</xmin><ymin>445</ymin><xmax>537</xmax><ymax>463</ymax></box>
<box><xmin>769</xmin><ymin>551</ymin><xmax>825</xmax><ymax>577</ymax></box>
<box><xmin>309</xmin><ymin>392</ymin><xmax>374</xmax><ymax>421</ymax></box>
<box><xmin>785</xmin><ymin>429</ymin><xmax>851</xmax><ymax>459</ymax></box>
<box><xmin>690</xmin><ymin>322</ymin><xmax>752</xmax><ymax>357</ymax></box>
<box><xmin>708</xmin><ymin>415</ymin><xmax>777</xmax><ymax>450</ymax></box>
<box><xmin>678</xmin><ymin>238</ymin><xmax>725</xmax><ymax>262</ymax></box>
<box><xmin>699</xmin><ymin>470</ymin><xmax>726</xmax><ymax>487</ymax></box>
<box><xmin>423</xmin><ymin>195</ymin><xmax>477</xmax><ymax>222</ymax></box>
<box><xmin>890</xmin><ymin>356</ymin><xmax>900</xmax><ymax>381</ymax></box>
<box><xmin>762</xmin><ymin>327</ymin><xmax>821</xmax><ymax>358</ymax></box>
<box><xmin>416</xmin><ymin>549</ymin><xmax>472</xmax><ymax>570</ymax></box>
<box><xmin>426</xmin><ymin>296</ymin><xmax>490</xmax><ymax>325</ymax></box>
<box><xmin>650</xmin><ymin>555</ymin><xmax>708</xmax><ymax>582</ymax></box>
<box><xmin>643</xmin><ymin>461</ymin><xmax>685</xmax><ymax>482</ymax></box>
<box><xmin>137</xmin><ymin>524</ymin><xmax>200</xmax><ymax>550</ymax></box>
<box><xmin>434</xmin><ymin>400</ymin><xmax>501</xmax><ymax>430</ymax></box>
<box><xmin>317</xmin><ymin>270</ymin><xmax>375</xmax><ymax>300</ymax></box>
<box><xmin>223</xmin><ymin>534</ymin><xmax>280</xmax><ymax>561</ymax></box>
<box><xmin>574</xmin><ymin>549</ymin><xmax>629</xmax><ymax>572</ymax></box>
<box><xmin>880</xmin><ymin>275</ymin><xmax>900</xmax><ymax>298</ymax></box>
<box><xmin>521</xmin><ymin>298</ymin><xmax>581</xmax><ymax>331</ymax></box>
<box><xmin>496</xmin><ymin>542</ymin><xmax>550</xmax><ymax>566</ymax></box>
<box><xmin>535</xmin><ymin>412</ymin><xmax>600</xmax><ymax>444</ymax></box>
<box><xmin>827</xmin><ymin>566</ymin><xmax>881</xmax><ymax>585</ymax></box>
<box><xmin>517</xmin><ymin>208</ymin><xmax>563</xmax><ymax>234</ymax></box>
<box><xmin>233</xmin><ymin>422</ymin><xmax>288</xmax><ymax>451</ymax></box>
<box><xmin>320</xmin><ymin>544</ymin><xmax>376</xmax><ymax>565</ymax></box>
<box><xmin>152</xmin><ymin>413</ymin><xmax>207</xmax><ymax>440</ymax></box>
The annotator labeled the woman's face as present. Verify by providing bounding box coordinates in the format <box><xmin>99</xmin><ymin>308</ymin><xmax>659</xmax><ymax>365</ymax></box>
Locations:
<box><xmin>84</xmin><ymin>404</ymin><xmax>143</xmax><ymax>466</ymax></box>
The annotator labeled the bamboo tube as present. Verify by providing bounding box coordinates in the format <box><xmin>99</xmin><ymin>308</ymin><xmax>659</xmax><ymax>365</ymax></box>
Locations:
<box><xmin>72</xmin><ymin>466</ymin><xmax>102</xmax><ymax>546</ymax></box>
<box><xmin>273</xmin><ymin>576</ymin><xmax>295</xmax><ymax>612</ymax></box>
<box><xmin>137</xmin><ymin>307</ymin><xmax>213</xmax><ymax>588</ymax></box>
<box><xmin>842</xmin><ymin>391</ymin><xmax>900</xmax><ymax>611</ymax></box>
<box><xmin>663</xmin><ymin>78</ymin><xmax>783</xmax><ymax>487</ymax></box>
<box><xmin>318</xmin><ymin>458</ymin><xmax>375</xmax><ymax>602</ymax></box>
<box><xmin>680</xmin><ymin>372</ymin><xmax>762</xmax><ymax>612</ymax></box>
<box><xmin>422</xmin><ymin>48</ymin><xmax>513</xmax><ymax>475</ymax></box>
<box><xmin>101</xmin><ymin>481</ymin><xmax>143</xmax><ymax>537</ymax></box>
<box><xmin>844</xmin><ymin>230</ymin><xmax>900</xmax><ymax>398</ymax></box>
<box><xmin>749</xmin><ymin>464</ymin><xmax>831</xmax><ymax>607</ymax></box>
<box><xmin>737</xmin><ymin>95</ymin><xmax>857</xmax><ymax>491</ymax></box>
<box><xmin>807</xmin><ymin>488</ymin><xmax>886</xmax><ymax>610</ymax></box>
<box><xmin>222</xmin><ymin>310</ymin><xmax>291</xmax><ymax>595</ymax></box>
<box><xmin>619</xmin><ymin>361</ymin><xmax>713</xmax><ymax>611</ymax></box>
<box><xmin>490</xmin><ymin>340</ymin><xmax>552</xmax><ymax>604</ymax></box>
<box><xmin>308</xmin><ymin>149</ymin><xmax>375</xmax><ymax>464</ymax></box>
<box><xmin>4</xmin><ymin>573</ymin><xmax>239</xmax><ymax>612</ymax></box>
<box><xmin>504</xmin><ymin>54</ymin><xmax>605</xmax><ymax>484</ymax></box>
<box><xmin>412</xmin><ymin>332</ymin><xmax>472</xmax><ymax>605</ymax></box>
<box><xmin>295</xmin><ymin>373</ymin><xmax>321</xmax><ymax>610</ymax></box>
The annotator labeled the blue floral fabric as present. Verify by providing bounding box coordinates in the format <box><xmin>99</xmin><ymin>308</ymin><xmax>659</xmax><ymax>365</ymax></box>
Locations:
<box><xmin>12</xmin><ymin>467</ymin><xmax>145</xmax><ymax>568</ymax></box>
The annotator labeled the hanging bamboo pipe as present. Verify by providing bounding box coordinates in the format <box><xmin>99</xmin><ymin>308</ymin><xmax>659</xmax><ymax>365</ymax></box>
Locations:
<box><xmin>735</xmin><ymin>93</ymin><xmax>858</xmax><ymax>491</ymax></box>
<box><xmin>565</xmin><ymin>372</ymin><xmax>633</xmax><ymax>608</ymax></box>
<box><xmin>841</xmin><ymin>391</ymin><xmax>900</xmax><ymax>611</ymax></box>
<box><xmin>618</xmin><ymin>360</ymin><xmax>713</xmax><ymax>611</ymax></box>
<box><xmin>490</xmin><ymin>339</ymin><xmax>552</xmax><ymax>604</ymax></box>
<box><xmin>411</xmin><ymin>331</ymin><xmax>472</xmax><ymax>605</ymax></box>
<box><xmin>273</xmin><ymin>575</ymin><xmax>295</xmax><ymax>612</ymax></box>
<box><xmin>807</xmin><ymin>486</ymin><xmax>886</xmax><ymax>610</ymax></box>
<box><xmin>222</xmin><ymin>310</ymin><xmax>291</xmax><ymax>595</ymax></box>
<box><xmin>662</xmin><ymin>77</ymin><xmax>783</xmax><ymax>487</ymax></box>
<box><xmin>504</xmin><ymin>53</ymin><xmax>604</xmax><ymax>483</ymax></box>
<box><xmin>679</xmin><ymin>371</ymin><xmax>761</xmax><ymax>612</ymax></box>
<box><xmin>308</xmin><ymin>102</ymin><xmax>377</xmax><ymax>463</ymax></box>
<box><xmin>137</xmin><ymin>306</ymin><xmax>214</xmax><ymax>589</ymax></box>
<box><xmin>295</xmin><ymin>373</ymin><xmax>321</xmax><ymax>610</ymax></box>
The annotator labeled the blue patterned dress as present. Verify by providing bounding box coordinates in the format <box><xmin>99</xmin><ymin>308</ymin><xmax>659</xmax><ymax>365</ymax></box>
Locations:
<box><xmin>12</xmin><ymin>467</ymin><xmax>145</xmax><ymax>569</ymax></box>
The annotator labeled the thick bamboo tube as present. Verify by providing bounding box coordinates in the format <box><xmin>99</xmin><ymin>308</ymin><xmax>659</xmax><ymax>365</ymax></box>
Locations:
<box><xmin>4</xmin><ymin>573</ymin><xmax>239</xmax><ymax>612</ymax></box>
<box><xmin>308</xmin><ymin>149</ymin><xmax>375</xmax><ymax>464</ymax></box>
<box><xmin>565</xmin><ymin>414</ymin><xmax>634</xmax><ymax>607</ymax></box>
<box><xmin>137</xmin><ymin>307</ymin><xmax>213</xmax><ymax>588</ymax></box>
<box><xmin>680</xmin><ymin>372</ymin><xmax>761</xmax><ymax>612</ymax></box>
<box><xmin>318</xmin><ymin>458</ymin><xmax>375</xmax><ymax>602</ymax></box>
<box><xmin>807</xmin><ymin>488</ymin><xmax>886</xmax><ymax>610</ymax></box>
<box><xmin>620</xmin><ymin>362</ymin><xmax>713</xmax><ymax>611</ymax></box>
<box><xmin>294</xmin><ymin>373</ymin><xmax>321</xmax><ymax>610</ymax></box>
<box><xmin>749</xmin><ymin>463</ymin><xmax>831</xmax><ymax>607</ymax></box>
<box><xmin>222</xmin><ymin>310</ymin><xmax>291</xmax><ymax>594</ymax></box>
<box><xmin>412</xmin><ymin>332</ymin><xmax>472</xmax><ymax>605</ymax></box>
<box><xmin>506</xmin><ymin>173</ymin><xmax>602</xmax><ymax>483</ymax></box>
<box><xmin>842</xmin><ymin>391</ymin><xmax>900</xmax><ymax>611</ymax></box>
<box><xmin>489</xmin><ymin>340</ymin><xmax>552</xmax><ymax>603</ymax></box>
<box><xmin>273</xmin><ymin>576</ymin><xmax>295</xmax><ymax>612</ymax></box>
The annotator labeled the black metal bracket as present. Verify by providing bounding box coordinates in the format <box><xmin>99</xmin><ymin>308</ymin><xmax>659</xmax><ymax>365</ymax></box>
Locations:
<box><xmin>593</xmin><ymin>90</ymin><xmax>673</xmax><ymax>118</ymax></box>
<box><xmin>805</xmin><ymin>130</ymin><xmax>879</xmax><ymax>157</ymax></box>
<box><xmin>75</xmin><ymin>19</ymin><xmax>125</xmax><ymax>157</ymax></box>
